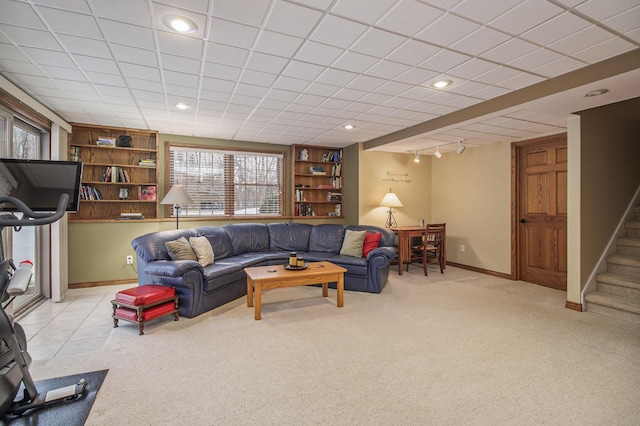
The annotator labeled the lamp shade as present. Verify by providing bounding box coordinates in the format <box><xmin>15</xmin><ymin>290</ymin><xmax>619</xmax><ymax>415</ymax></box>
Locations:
<box><xmin>160</xmin><ymin>185</ymin><xmax>193</xmax><ymax>205</ymax></box>
<box><xmin>380</xmin><ymin>191</ymin><xmax>403</xmax><ymax>208</ymax></box>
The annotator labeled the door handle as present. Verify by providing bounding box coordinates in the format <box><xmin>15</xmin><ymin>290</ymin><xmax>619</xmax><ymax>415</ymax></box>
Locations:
<box><xmin>520</xmin><ymin>218</ymin><xmax>527</xmax><ymax>224</ymax></box>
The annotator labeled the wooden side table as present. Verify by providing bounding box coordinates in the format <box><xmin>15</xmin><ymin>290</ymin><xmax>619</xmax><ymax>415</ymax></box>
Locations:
<box><xmin>112</xmin><ymin>285</ymin><xmax>179</xmax><ymax>335</ymax></box>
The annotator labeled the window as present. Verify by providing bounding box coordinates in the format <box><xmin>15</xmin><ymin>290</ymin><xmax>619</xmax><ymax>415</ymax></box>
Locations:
<box><xmin>168</xmin><ymin>145</ymin><xmax>284</xmax><ymax>217</ymax></box>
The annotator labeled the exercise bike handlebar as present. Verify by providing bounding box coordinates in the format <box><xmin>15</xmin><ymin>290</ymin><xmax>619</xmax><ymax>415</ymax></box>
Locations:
<box><xmin>0</xmin><ymin>194</ymin><xmax>69</xmax><ymax>227</ymax></box>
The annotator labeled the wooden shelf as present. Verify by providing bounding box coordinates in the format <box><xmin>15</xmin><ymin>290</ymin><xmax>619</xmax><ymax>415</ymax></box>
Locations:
<box><xmin>291</xmin><ymin>145</ymin><xmax>343</xmax><ymax>218</ymax></box>
<box><xmin>68</xmin><ymin>123</ymin><xmax>159</xmax><ymax>222</ymax></box>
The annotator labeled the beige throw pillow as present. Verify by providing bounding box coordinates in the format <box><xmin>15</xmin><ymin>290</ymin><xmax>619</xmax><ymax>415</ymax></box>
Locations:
<box><xmin>189</xmin><ymin>236</ymin><xmax>215</xmax><ymax>267</ymax></box>
<box><xmin>165</xmin><ymin>237</ymin><xmax>197</xmax><ymax>261</ymax></box>
<box><xmin>340</xmin><ymin>230</ymin><xmax>367</xmax><ymax>257</ymax></box>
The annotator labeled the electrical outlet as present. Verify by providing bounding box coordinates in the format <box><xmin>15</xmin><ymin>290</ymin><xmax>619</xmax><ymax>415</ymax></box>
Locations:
<box><xmin>460</xmin><ymin>244</ymin><xmax>465</xmax><ymax>253</ymax></box>
<box><xmin>126</xmin><ymin>255</ymin><xmax>133</xmax><ymax>265</ymax></box>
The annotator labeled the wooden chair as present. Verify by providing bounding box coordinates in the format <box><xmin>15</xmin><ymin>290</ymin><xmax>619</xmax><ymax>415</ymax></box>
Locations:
<box><xmin>421</xmin><ymin>223</ymin><xmax>446</xmax><ymax>276</ymax></box>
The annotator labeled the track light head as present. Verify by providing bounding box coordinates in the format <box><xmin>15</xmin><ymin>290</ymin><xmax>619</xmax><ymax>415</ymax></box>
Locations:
<box><xmin>456</xmin><ymin>140</ymin><xmax>466</xmax><ymax>154</ymax></box>
<box><xmin>414</xmin><ymin>151</ymin><xmax>420</xmax><ymax>163</ymax></box>
<box><xmin>433</xmin><ymin>147</ymin><xmax>442</xmax><ymax>159</ymax></box>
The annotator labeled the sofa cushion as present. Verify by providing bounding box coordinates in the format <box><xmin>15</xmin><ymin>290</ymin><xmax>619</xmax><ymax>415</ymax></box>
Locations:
<box><xmin>340</xmin><ymin>230</ymin><xmax>366</xmax><ymax>257</ymax></box>
<box><xmin>223</xmin><ymin>223</ymin><xmax>270</xmax><ymax>255</ymax></box>
<box><xmin>363</xmin><ymin>232</ymin><xmax>382</xmax><ymax>257</ymax></box>
<box><xmin>189</xmin><ymin>236</ymin><xmax>214</xmax><ymax>266</ymax></box>
<box><xmin>308</xmin><ymin>224</ymin><xmax>345</xmax><ymax>253</ymax></box>
<box><xmin>267</xmin><ymin>222</ymin><xmax>312</xmax><ymax>251</ymax></box>
<box><xmin>165</xmin><ymin>237</ymin><xmax>197</xmax><ymax>261</ymax></box>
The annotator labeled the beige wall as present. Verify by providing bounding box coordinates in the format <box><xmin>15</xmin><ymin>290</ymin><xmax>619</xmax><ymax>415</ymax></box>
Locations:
<box><xmin>431</xmin><ymin>142</ymin><xmax>512</xmax><ymax>274</ymax></box>
<box><xmin>358</xmin><ymin>144</ymin><xmax>432</xmax><ymax>228</ymax></box>
<box><xmin>579</xmin><ymin>97</ymin><xmax>640</xmax><ymax>284</ymax></box>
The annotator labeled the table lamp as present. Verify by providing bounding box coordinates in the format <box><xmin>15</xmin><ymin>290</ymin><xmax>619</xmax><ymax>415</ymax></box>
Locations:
<box><xmin>380</xmin><ymin>189</ymin><xmax>402</xmax><ymax>228</ymax></box>
<box><xmin>160</xmin><ymin>185</ymin><xmax>193</xmax><ymax>229</ymax></box>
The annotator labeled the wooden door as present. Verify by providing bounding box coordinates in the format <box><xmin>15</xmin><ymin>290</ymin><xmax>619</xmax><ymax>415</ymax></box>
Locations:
<box><xmin>517</xmin><ymin>134</ymin><xmax>567</xmax><ymax>290</ymax></box>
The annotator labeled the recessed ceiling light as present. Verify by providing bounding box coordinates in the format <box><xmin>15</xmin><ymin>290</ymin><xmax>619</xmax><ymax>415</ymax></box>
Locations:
<box><xmin>162</xmin><ymin>14</ymin><xmax>197</xmax><ymax>34</ymax></box>
<box><xmin>344</xmin><ymin>124</ymin><xmax>354</xmax><ymax>130</ymax></box>
<box><xmin>432</xmin><ymin>79</ymin><xmax>453</xmax><ymax>89</ymax></box>
<box><xmin>585</xmin><ymin>88</ymin><xmax>609</xmax><ymax>97</ymax></box>
<box><xmin>176</xmin><ymin>103</ymin><xmax>191</xmax><ymax>110</ymax></box>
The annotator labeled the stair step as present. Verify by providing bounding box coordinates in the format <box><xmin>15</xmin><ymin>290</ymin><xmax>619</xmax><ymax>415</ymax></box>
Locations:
<box><xmin>617</xmin><ymin>237</ymin><xmax>640</xmax><ymax>256</ymax></box>
<box><xmin>584</xmin><ymin>291</ymin><xmax>640</xmax><ymax>324</ymax></box>
<box><xmin>627</xmin><ymin>221</ymin><xmax>640</xmax><ymax>238</ymax></box>
<box><xmin>596</xmin><ymin>272</ymin><xmax>640</xmax><ymax>298</ymax></box>
<box><xmin>607</xmin><ymin>254</ymin><xmax>640</xmax><ymax>276</ymax></box>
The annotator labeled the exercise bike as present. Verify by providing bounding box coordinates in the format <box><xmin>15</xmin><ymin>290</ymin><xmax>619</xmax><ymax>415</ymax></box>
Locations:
<box><xmin>0</xmin><ymin>193</ymin><xmax>87</xmax><ymax>417</ymax></box>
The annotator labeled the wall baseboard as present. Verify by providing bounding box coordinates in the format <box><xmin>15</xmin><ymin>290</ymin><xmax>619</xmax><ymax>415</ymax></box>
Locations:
<box><xmin>69</xmin><ymin>279</ymin><xmax>137</xmax><ymax>289</ymax></box>
<box><xmin>565</xmin><ymin>301</ymin><xmax>583</xmax><ymax>312</ymax></box>
<box><xmin>446</xmin><ymin>261</ymin><xmax>512</xmax><ymax>280</ymax></box>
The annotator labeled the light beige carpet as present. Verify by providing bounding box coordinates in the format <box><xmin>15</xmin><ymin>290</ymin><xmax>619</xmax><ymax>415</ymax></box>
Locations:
<box><xmin>31</xmin><ymin>267</ymin><xmax>640</xmax><ymax>425</ymax></box>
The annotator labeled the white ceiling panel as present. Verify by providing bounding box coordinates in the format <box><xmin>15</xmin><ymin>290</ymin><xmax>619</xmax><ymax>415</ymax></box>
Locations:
<box><xmin>0</xmin><ymin>0</ymin><xmax>637</xmax><ymax>156</ymax></box>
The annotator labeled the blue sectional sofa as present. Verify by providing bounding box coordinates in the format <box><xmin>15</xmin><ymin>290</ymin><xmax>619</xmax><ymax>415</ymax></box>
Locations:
<box><xmin>131</xmin><ymin>223</ymin><xmax>397</xmax><ymax>318</ymax></box>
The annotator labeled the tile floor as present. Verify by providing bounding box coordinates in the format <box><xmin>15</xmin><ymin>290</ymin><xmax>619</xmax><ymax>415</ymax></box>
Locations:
<box><xmin>16</xmin><ymin>284</ymin><xmax>132</xmax><ymax>361</ymax></box>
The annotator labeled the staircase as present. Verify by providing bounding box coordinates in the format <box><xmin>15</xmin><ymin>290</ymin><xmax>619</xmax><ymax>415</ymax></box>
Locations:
<box><xmin>584</xmin><ymin>206</ymin><xmax>640</xmax><ymax>324</ymax></box>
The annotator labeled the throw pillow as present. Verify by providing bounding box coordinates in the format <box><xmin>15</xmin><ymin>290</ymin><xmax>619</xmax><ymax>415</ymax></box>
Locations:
<box><xmin>165</xmin><ymin>237</ymin><xmax>197</xmax><ymax>261</ymax></box>
<box><xmin>189</xmin><ymin>236</ymin><xmax>215</xmax><ymax>267</ymax></box>
<box><xmin>362</xmin><ymin>232</ymin><xmax>382</xmax><ymax>257</ymax></box>
<box><xmin>340</xmin><ymin>230</ymin><xmax>367</xmax><ymax>257</ymax></box>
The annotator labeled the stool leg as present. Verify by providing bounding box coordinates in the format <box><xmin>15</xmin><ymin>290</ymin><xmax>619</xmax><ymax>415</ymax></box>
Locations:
<box><xmin>112</xmin><ymin>303</ymin><xmax>119</xmax><ymax>328</ymax></box>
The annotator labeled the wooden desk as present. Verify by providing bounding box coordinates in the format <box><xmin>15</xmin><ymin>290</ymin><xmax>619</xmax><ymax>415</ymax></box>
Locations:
<box><xmin>392</xmin><ymin>226</ymin><xmax>446</xmax><ymax>275</ymax></box>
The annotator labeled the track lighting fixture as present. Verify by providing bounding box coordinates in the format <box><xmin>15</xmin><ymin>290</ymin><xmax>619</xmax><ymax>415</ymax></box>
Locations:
<box><xmin>456</xmin><ymin>140</ymin><xmax>466</xmax><ymax>154</ymax></box>
<box><xmin>433</xmin><ymin>147</ymin><xmax>442</xmax><ymax>158</ymax></box>
<box><xmin>414</xmin><ymin>151</ymin><xmax>420</xmax><ymax>163</ymax></box>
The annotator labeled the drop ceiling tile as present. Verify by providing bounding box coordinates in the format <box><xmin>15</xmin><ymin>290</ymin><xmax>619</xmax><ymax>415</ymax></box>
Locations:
<box><xmin>21</xmin><ymin>47</ymin><xmax>74</xmax><ymax>67</ymax></box>
<box><xmin>508</xmin><ymin>48</ymin><xmax>563</xmax><ymax>71</ymax></box>
<box><xmin>310</xmin><ymin>15</ymin><xmax>368</xmax><ymax>49</ymax></box>
<box><xmin>37</xmin><ymin>7</ymin><xmax>102</xmax><ymax>38</ymax></box>
<box><xmin>450</xmin><ymin>27</ymin><xmax>511</xmax><ymax>56</ymax></box>
<box><xmin>203</xmin><ymin>62</ymin><xmax>242</xmax><ymax>81</ymax></box>
<box><xmin>57</xmin><ymin>34</ymin><xmax>111</xmax><ymax>58</ymax></box>
<box><xmin>235</xmin><ymin>82</ymin><xmax>270</xmax><ymax>98</ymax></box>
<box><xmin>283</xmin><ymin>60</ymin><xmax>325</xmax><ymax>80</ymax></box>
<box><xmin>2</xmin><ymin>2</ymin><xmax>44</xmax><ymax>29</ymax></box>
<box><xmin>467</xmin><ymin>85</ymin><xmax>511</xmax><ymax>99</ymax></box>
<box><xmin>264</xmin><ymin>1</ymin><xmax>323</xmax><ymax>38</ymax></box>
<box><xmin>377</xmin><ymin>0</ymin><xmax>443</xmax><ymax>36</ymax></box>
<box><xmin>206</xmin><ymin>42</ymin><xmax>250</xmax><ymax>67</ymax></box>
<box><xmin>364</xmin><ymin>60</ymin><xmax>412</xmax><ymax>80</ymax></box>
<box><xmin>99</xmin><ymin>20</ymin><xmax>155</xmax><ymax>50</ymax></box>
<box><xmin>164</xmin><ymin>70</ymin><xmax>200</xmax><ymax>87</ymax></box>
<box><xmin>201</xmin><ymin>77</ymin><xmax>235</xmax><ymax>93</ymax></box>
<box><xmin>520</xmin><ymin>12</ymin><xmax>590</xmax><ymax>46</ymax></box>
<box><xmin>480</xmin><ymin>38</ymin><xmax>539</xmax><ymax>63</ymax></box>
<box><xmin>498</xmin><ymin>72</ymin><xmax>545</xmax><ymax>90</ymax></box>
<box><xmin>415</xmin><ymin>13</ymin><xmax>480</xmax><ymax>47</ymax></box>
<box><xmin>387</xmin><ymin>39</ymin><xmax>441</xmax><ymax>66</ymax></box>
<box><xmin>157</xmin><ymin>32</ymin><xmax>204</xmax><ymax>59</ymax></box>
<box><xmin>452</xmin><ymin>0</ymin><xmax>522</xmax><ymax>23</ymax></box>
<box><xmin>211</xmin><ymin>0</ymin><xmax>267</xmax><ymax>26</ymax></box>
<box><xmin>2</xmin><ymin>65</ymin><xmax>46</xmax><ymax>81</ymax></box>
<box><xmin>245</xmin><ymin>52</ymin><xmax>289</xmax><ymax>74</ymax></box>
<box><xmin>332</xmin><ymin>51</ymin><xmax>379</xmax><ymax>73</ymax></box>
<box><xmin>350</xmin><ymin>28</ymin><xmax>407</xmax><ymax>58</ymax></box>
<box><xmin>124</xmin><ymin>77</ymin><xmax>163</xmax><ymax>92</ymax></box>
<box><xmin>210</xmin><ymin>19</ymin><xmax>259</xmax><ymax>49</ymax></box>
<box><xmin>91</xmin><ymin>0</ymin><xmax>151</xmax><ymax>27</ymax></box>
<box><xmin>401</xmin><ymin>85</ymin><xmax>436</xmax><ymax>101</ymax></box>
<box><xmin>490</xmin><ymin>0</ymin><xmax>563</xmax><ymax>36</ymax></box>
<box><xmin>199</xmin><ymin>99</ymin><xmax>227</xmax><ymax>111</ymax></box>
<box><xmin>0</xmin><ymin>25</ymin><xmax>62</xmax><ymax>50</ymax></box>
<box><xmin>161</xmin><ymin>53</ymin><xmax>201</xmax><ymax>74</ymax></box>
<box><xmin>304</xmin><ymin>82</ymin><xmax>341</xmax><ymax>97</ymax></box>
<box><xmin>316</xmin><ymin>68</ymin><xmax>358</xmax><ymax>86</ymax></box>
<box><xmin>346</xmin><ymin>74</ymin><xmax>387</xmax><ymax>91</ymax></box>
<box><xmin>39</xmin><ymin>65</ymin><xmax>86</xmax><ymax>81</ymax></box>
<box><xmin>295</xmin><ymin>41</ymin><xmax>345</xmax><ymax>66</ymax></box>
<box><xmin>571</xmin><ymin>37</ymin><xmax>636</xmax><ymax>63</ymax></box>
<box><xmin>119</xmin><ymin>62</ymin><xmax>161</xmax><ymax>81</ymax></box>
<box><xmin>474</xmin><ymin>65</ymin><xmax>522</xmax><ymax>85</ymax></box>
<box><xmin>394</xmin><ymin>67</ymin><xmax>438</xmax><ymax>85</ymax></box>
<box><xmin>253</xmin><ymin>30</ymin><xmax>304</xmax><ymax>58</ymax></box>
<box><xmin>375</xmin><ymin>80</ymin><xmax>414</xmax><ymax>96</ymax></box>
<box><xmin>331</xmin><ymin>0</ymin><xmax>397</xmax><ymax>25</ymax></box>
<box><xmin>0</xmin><ymin>44</ymin><xmax>31</xmax><ymax>62</ymax></box>
<box><xmin>239</xmin><ymin>69</ymin><xmax>278</xmax><ymax>87</ymax></box>
<box><xmin>73</xmin><ymin>54</ymin><xmax>119</xmax><ymax>74</ymax></box>
<box><xmin>625</xmin><ymin>28</ymin><xmax>640</xmax><ymax>43</ymax></box>
<box><xmin>273</xmin><ymin>75</ymin><xmax>311</xmax><ymax>92</ymax></box>
<box><xmin>156</xmin><ymin>0</ymin><xmax>210</xmax><ymax>14</ymax></box>
<box><xmin>549</xmin><ymin>25</ymin><xmax>616</xmax><ymax>56</ymax></box>
<box><xmin>448</xmin><ymin>58</ymin><xmax>498</xmax><ymax>80</ymax></box>
<box><xmin>447</xmin><ymin>80</ymin><xmax>490</xmax><ymax>96</ymax></box>
<box><xmin>576</xmin><ymin>0</ymin><xmax>640</xmax><ymax>21</ymax></box>
<box><xmin>111</xmin><ymin>44</ymin><xmax>157</xmax><ymax>67</ymax></box>
<box><xmin>95</xmin><ymin>85</ymin><xmax>131</xmax><ymax>98</ymax></box>
<box><xmin>603</xmin><ymin>6</ymin><xmax>640</xmax><ymax>33</ymax></box>
<box><xmin>419</xmin><ymin>49</ymin><xmax>472</xmax><ymax>73</ymax></box>
<box><xmin>333</xmin><ymin>87</ymin><xmax>368</xmax><ymax>102</ymax></box>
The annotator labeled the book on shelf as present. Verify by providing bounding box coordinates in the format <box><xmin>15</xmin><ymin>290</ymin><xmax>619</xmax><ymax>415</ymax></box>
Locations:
<box><xmin>138</xmin><ymin>185</ymin><xmax>157</xmax><ymax>201</ymax></box>
<box><xmin>309</xmin><ymin>166</ymin><xmax>325</xmax><ymax>174</ymax></box>
<box><xmin>326</xmin><ymin>192</ymin><xmax>342</xmax><ymax>202</ymax></box>
<box><xmin>119</xmin><ymin>212</ymin><xmax>144</xmax><ymax>219</ymax></box>
<box><xmin>138</xmin><ymin>158</ymin><xmax>156</xmax><ymax>166</ymax></box>
<box><xmin>117</xmin><ymin>214</ymin><xmax>145</xmax><ymax>220</ymax></box>
<box><xmin>96</xmin><ymin>136</ymin><xmax>116</xmax><ymax>146</ymax></box>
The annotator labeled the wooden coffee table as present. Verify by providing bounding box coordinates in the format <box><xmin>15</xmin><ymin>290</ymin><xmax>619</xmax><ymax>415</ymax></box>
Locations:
<box><xmin>245</xmin><ymin>261</ymin><xmax>346</xmax><ymax>320</ymax></box>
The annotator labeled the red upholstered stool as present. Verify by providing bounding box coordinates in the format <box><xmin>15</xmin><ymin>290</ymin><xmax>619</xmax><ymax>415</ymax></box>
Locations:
<box><xmin>112</xmin><ymin>285</ymin><xmax>179</xmax><ymax>335</ymax></box>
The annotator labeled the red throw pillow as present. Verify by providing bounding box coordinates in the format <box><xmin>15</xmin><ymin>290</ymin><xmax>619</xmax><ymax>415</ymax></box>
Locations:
<box><xmin>362</xmin><ymin>232</ymin><xmax>382</xmax><ymax>257</ymax></box>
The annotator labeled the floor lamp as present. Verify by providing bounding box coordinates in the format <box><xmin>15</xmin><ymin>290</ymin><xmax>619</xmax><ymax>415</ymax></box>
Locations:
<box><xmin>380</xmin><ymin>189</ymin><xmax>403</xmax><ymax>228</ymax></box>
<box><xmin>160</xmin><ymin>185</ymin><xmax>193</xmax><ymax>229</ymax></box>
